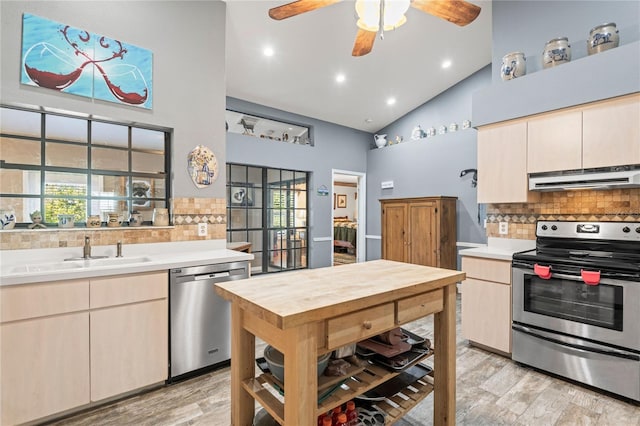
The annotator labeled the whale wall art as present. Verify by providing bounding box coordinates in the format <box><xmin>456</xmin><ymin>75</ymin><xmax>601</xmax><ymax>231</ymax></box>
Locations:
<box><xmin>21</xmin><ymin>13</ymin><xmax>153</xmax><ymax>109</ymax></box>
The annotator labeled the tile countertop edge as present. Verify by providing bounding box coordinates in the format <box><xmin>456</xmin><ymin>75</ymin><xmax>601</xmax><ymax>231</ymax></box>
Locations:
<box><xmin>0</xmin><ymin>240</ymin><xmax>254</xmax><ymax>286</ymax></box>
<box><xmin>458</xmin><ymin>237</ymin><xmax>536</xmax><ymax>261</ymax></box>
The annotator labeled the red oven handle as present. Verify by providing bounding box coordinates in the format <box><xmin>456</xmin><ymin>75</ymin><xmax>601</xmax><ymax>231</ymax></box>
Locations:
<box><xmin>581</xmin><ymin>269</ymin><xmax>601</xmax><ymax>285</ymax></box>
<box><xmin>534</xmin><ymin>264</ymin><xmax>552</xmax><ymax>279</ymax></box>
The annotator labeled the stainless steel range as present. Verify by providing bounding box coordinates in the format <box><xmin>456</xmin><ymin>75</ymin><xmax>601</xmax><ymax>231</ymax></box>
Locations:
<box><xmin>512</xmin><ymin>221</ymin><xmax>640</xmax><ymax>401</ymax></box>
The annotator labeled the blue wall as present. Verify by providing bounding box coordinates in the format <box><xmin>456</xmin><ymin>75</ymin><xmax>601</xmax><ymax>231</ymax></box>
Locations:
<box><xmin>226</xmin><ymin>97</ymin><xmax>371</xmax><ymax>268</ymax></box>
<box><xmin>365</xmin><ymin>65</ymin><xmax>492</xmax><ymax>261</ymax></box>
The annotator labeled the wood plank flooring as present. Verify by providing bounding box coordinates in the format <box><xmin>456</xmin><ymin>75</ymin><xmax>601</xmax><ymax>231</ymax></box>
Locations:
<box><xmin>50</xmin><ymin>295</ymin><xmax>639</xmax><ymax>426</ymax></box>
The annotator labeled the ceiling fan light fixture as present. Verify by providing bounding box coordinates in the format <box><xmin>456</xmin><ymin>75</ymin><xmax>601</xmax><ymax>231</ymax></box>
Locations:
<box><xmin>355</xmin><ymin>0</ymin><xmax>410</xmax><ymax>32</ymax></box>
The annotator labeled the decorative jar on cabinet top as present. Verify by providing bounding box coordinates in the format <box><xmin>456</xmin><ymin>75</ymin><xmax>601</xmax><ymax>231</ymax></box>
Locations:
<box><xmin>500</xmin><ymin>52</ymin><xmax>526</xmax><ymax>80</ymax></box>
<box><xmin>588</xmin><ymin>23</ymin><xmax>619</xmax><ymax>55</ymax></box>
<box><xmin>543</xmin><ymin>37</ymin><xmax>571</xmax><ymax>68</ymax></box>
<box><xmin>153</xmin><ymin>208</ymin><xmax>169</xmax><ymax>226</ymax></box>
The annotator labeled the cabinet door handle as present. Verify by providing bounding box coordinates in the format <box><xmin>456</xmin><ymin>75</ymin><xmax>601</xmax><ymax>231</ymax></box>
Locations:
<box><xmin>363</xmin><ymin>321</ymin><xmax>372</xmax><ymax>330</ymax></box>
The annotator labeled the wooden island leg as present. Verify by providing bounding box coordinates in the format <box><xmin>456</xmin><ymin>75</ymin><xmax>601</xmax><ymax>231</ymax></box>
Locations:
<box><xmin>282</xmin><ymin>322</ymin><xmax>317</xmax><ymax>425</ymax></box>
<box><xmin>230</xmin><ymin>304</ymin><xmax>255</xmax><ymax>426</ymax></box>
<box><xmin>433</xmin><ymin>283</ymin><xmax>456</xmax><ymax>426</ymax></box>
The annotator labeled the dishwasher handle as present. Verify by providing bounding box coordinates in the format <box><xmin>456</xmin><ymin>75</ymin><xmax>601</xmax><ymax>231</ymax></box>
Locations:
<box><xmin>195</xmin><ymin>271</ymin><xmax>230</xmax><ymax>281</ymax></box>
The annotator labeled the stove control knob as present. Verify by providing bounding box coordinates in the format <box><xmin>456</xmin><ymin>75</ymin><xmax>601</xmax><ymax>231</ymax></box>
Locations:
<box><xmin>636</xmin><ymin>227</ymin><xmax>640</xmax><ymax>234</ymax></box>
<box><xmin>551</xmin><ymin>225</ymin><xmax>558</xmax><ymax>231</ymax></box>
<box><xmin>622</xmin><ymin>226</ymin><xmax>631</xmax><ymax>233</ymax></box>
<box><xmin>541</xmin><ymin>225</ymin><xmax>548</xmax><ymax>231</ymax></box>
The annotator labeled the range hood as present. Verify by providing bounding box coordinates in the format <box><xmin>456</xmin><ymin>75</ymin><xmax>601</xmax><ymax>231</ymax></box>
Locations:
<box><xmin>529</xmin><ymin>168</ymin><xmax>640</xmax><ymax>191</ymax></box>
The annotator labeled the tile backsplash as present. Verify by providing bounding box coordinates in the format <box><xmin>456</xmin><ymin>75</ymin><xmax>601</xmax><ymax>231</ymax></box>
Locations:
<box><xmin>486</xmin><ymin>188</ymin><xmax>640</xmax><ymax>239</ymax></box>
<box><xmin>0</xmin><ymin>197</ymin><xmax>227</xmax><ymax>250</ymax></box>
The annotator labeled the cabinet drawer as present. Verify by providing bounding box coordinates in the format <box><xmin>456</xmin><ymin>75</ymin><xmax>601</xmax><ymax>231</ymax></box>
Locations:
<box><xmin>462</xmin><ymin>257</ymin><xmax>511</xmax><ymax>284</ymax></box>
<box><xmin>90</xmin><ymin>271</ymin><xmax>168</xmax><ymax>309</ymax></box>
<box><xmin>326</xmin><ymin>303</ymin><xmax>394</xmax><ymax>350</ymax></box>
<box><xmin>396</xmin><ymin>288</ymin><xmax>443</xmax><ymax>325</ymax></box>
<box><xmin>1</xmin><ymin>280</ymin><xmax>89</xmax><ymax>323</ymax></box>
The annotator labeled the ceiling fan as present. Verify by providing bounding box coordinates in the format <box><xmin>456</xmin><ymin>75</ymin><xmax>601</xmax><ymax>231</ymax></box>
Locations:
<box><xmin>268</xmin><ymin>0</ymin><xmax>481</xmax><ymax>56</ymax></box>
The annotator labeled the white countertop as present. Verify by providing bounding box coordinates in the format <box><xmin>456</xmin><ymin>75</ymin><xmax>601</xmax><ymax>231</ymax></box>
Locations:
<box><xmin>458</xmin><ymin>237</ymin><xmax>535</xmax><ymax>261</ymax></box>
<box><xmin>0</xmin><ymin>240</ymin><xmax>254</xmax><ymax>286</ymax></box>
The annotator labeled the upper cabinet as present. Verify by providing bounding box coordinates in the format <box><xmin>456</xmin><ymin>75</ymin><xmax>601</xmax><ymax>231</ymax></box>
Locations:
<box><xmin>528</xmin><ymin>93</ymin><xmax>640</xmax><ymax>174</ymax></box>
<box><xmin>582</xmin><ymin>94</ymin><xmax>640</xmax><ymax>169</ymax></box>
<box><xmin>477</xmin><ymin>121</ymin><xmax>539</xmax><ymax>204</ymax></box>
<box><xmin>477</xmin><ymin>94</ymin><xmax>640</xmax><ymax>203</ymax></box>
<box><xmin>527</xmin><ymin>110</ymin><xmax>582</xmax><ymax>173</ymax></box>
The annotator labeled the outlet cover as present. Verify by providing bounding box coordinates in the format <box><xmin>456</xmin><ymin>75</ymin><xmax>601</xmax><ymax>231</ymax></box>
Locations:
<box><xmin>198</xmin><ymin>222</ymin><xmax>207</xmax><ymax>236</ymax></box>
<box><xmin>499</xmin><ymin>222</ymin><xmax>508</xmax><ymax>235</ymax></box>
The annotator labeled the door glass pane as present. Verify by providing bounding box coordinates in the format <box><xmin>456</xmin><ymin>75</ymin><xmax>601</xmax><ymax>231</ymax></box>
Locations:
<box><xmin>1</xmin><ymin>108</ymin><xmax>41</xmax><ymax>136</ymax></box>
<box><xmin>46</xmin><ymin>115</ymin><xmax>87</xmax><ymax>142</ymax></box>
<box><xmin>0</xmin><ymin>170</ymin><xmax>40</xmax><ymax>195</ymax></box>
<box><xmin>45</xmin><ymin>142</ymin><xmax>87</xmax><ymax>168</ymax></box>
<box><xmin>247</xmin><ymin>166</ymin><xmax>262</xmax><ymax>186</ymax></box>
<box><xmin>248</xmin><ymin>208</ymin><xmax>262</xmax><ymax>228</ymax></box>
<box><xmin>267</xmin><ymin>169</ymin><xmax>280</xmax><ymax>186</ymax></box>
<box><xmin>230</xmin><ymin>164</ymin><xmax>246</xmax><ymax>183</ymax></box>
<box><xmin>229</xmin><ymin>208</ymin><xmax>247</xmax><ymax>229</ymax></box>
<box><xmin>281</xmin><ymin>170</ymin><xmax>294</xmax><ymax>184</ymax></box>
<box><xmin>0</xmin><ymin>137</ymin><xmax>41</xmax><ymax>165</ymax></box>
<box><xmin>132</xmin><ymin>127</ymin><xmax>164</xmax><ymax>152</ymax></box>
<box><xmin>248</xmin><ymin>230</ymin><xmax>263</xmax><ymax>252</ymax></box>
<box><xmin>92</xmin><ymin>147</ymin><xmax>128</xmax><ymax>171</ymax></box>
<box><xmin>132</xmin><ymin>151</ymin><xmax>164</xmax><ymax>173</ymax></box>
<box><xmin>92</xmin><ymin>121</ymin><xmax>128</xmax><ymax>148</ymax></box>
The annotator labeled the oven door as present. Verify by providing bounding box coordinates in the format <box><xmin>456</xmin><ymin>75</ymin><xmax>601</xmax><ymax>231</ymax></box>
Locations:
<box><xmin>513</xmin><ymin>266</ymin><xmax>640</xmax><ymax>352</ymax></box>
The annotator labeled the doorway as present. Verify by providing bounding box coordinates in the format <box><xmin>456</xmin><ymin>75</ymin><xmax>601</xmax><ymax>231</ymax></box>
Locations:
<box><xmin>332</xmin><ymin>169</ymin><xmax>366</xmax><ymax>265</ymax></box>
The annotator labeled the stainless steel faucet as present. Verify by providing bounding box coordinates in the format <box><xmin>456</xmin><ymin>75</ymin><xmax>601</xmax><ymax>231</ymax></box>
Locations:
<box><xmin>83</xmin><ymin>236</ymin><xmax>92</xmax><ymax>259</ymax></box>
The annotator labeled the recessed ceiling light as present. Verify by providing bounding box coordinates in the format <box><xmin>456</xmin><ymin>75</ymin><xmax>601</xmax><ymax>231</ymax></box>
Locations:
<box><xmin>365</xmin><ymin>118</ymin><xmax>373</xmax><ymax>123</ymax></box>
<box><xmin>336</xmin><ymin>73</ymin><xmax>346</xmax><ymax>83</ymax></box>
<box><xmin>386</xmin><ymin>97</ymin><xmax>396</xmax><ymax>106</ymax></box>
<box><xmin>263</xmin><ymin>46</ymin><xmax>274</xmax><ymax>57</ymax></box>
<box><xmin>442</xmin><ymin>59</ymin><xmax>452</xmax><ymax>69</ymax></box>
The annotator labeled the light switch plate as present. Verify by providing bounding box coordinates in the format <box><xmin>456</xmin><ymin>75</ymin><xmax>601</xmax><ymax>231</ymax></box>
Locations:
<box><xmin>198</xmin><ymin>222</ymin><xmax>207</xmax><ymax>236</ymax></box>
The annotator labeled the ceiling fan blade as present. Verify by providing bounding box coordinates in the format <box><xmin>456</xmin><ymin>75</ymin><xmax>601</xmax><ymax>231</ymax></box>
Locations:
<box><xmin>411</xmin><ymin>0</ymin><xmax>481</xmax><ymax>26</ymax></box>
<box><xmin>352</xmin><ymin>29</ymin><xmax>376</xmax><ymax>56</ymax></box>
<box><xmin>268</xmin><ymin>0</ymin><xmax>342</xmax><ymax>20</ymax></box>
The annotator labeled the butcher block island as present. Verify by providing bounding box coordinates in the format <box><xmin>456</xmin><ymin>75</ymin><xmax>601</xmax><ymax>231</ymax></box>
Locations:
<box><xmin>215</xmin><ymin>259</ymin><xmax>464</xmax><ymax>425</ymax></box>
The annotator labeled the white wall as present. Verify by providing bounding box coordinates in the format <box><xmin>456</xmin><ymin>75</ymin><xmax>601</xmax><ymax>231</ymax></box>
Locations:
<box><xmin>0</xmin><ymin>1</ymin><xmax>227</xmax><ymax>199</ymax></box>
<box><xmin>333</xmin><ymin>185</ymin><xmax>357</xmax><ymax>220</ymax></box>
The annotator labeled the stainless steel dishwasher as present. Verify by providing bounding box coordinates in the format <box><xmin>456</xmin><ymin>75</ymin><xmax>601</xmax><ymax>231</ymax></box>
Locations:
<box><xmin>169</xmin><ymin>261</ymin><xmax>249</xmax><ymax>381</ymax></box>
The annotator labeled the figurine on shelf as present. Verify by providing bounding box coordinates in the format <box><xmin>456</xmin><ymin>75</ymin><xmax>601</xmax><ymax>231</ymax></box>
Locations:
<box><xmin>28</xmin><ymin>210</ymin><xmax>46</xmax><ymax>229</ymax></box>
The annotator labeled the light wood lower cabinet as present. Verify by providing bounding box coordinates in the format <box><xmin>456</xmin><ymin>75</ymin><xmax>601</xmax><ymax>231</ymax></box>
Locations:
<box><xmin>0</xmin><ymin>271</ymin><xmax>168</xmax><ymax>424</ymax></box>
<box><xmin>461</xmin><ymin>256</ymin><xmax>512</xmax><ymax>354</ymax></box>
<box><xmin>91</xmin><ymin>300</ymin><xmax>168</xmax><ymax>401</ymax></box>
<box><xmin>1</xmin><ymin>313</ymin><xmax>90</xmax><ymax>426</ymax></box>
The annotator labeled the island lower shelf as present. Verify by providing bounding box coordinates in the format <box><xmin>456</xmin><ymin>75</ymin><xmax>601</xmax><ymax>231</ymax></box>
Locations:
<box><xmin>243</xmin><ymin>351</ymin><xmax>434</xmax><ymax>425</ymax></box>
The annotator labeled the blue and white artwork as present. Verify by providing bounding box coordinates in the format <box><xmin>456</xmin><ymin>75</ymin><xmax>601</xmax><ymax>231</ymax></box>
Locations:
<box><xmin>21</xmin><ymin>14</ymin><xmax>153</xmax><ymax>109</ymax></box>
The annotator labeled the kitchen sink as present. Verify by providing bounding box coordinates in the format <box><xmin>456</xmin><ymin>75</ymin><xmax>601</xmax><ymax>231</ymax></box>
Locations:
<box><xmin>8</xmin><ymin>256</ymin><xmax>153</xmax><ymax>274</ymax></box>
<box><xmin>85</xmin><ymin>256</ymin><xmax>153</xmax><ymax>266</ymax></box>
<box><xmin>9</xmin><ymin>261</ymin><xmax>85</xmax><ymax>274</ymax></box>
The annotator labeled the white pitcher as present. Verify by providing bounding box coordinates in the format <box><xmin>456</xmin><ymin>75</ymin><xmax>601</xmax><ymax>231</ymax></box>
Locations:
<box><xmin>374</xmin><ymin>134</ymin><xmax>387</xmax><ymax>148</ymax></box>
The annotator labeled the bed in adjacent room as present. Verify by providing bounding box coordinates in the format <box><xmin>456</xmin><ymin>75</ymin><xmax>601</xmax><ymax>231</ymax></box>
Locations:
<box><xmin>333</xmin><ymin>216</ymin><xmax>357</xmax><ymax>253</ymax></box>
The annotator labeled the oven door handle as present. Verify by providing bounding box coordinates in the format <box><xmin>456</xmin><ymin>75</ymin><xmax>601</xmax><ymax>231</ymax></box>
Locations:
<box><xmin>512</xmin><ymin>323</ymin><xmax>640</xmax><ymax>361</ymax></box>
